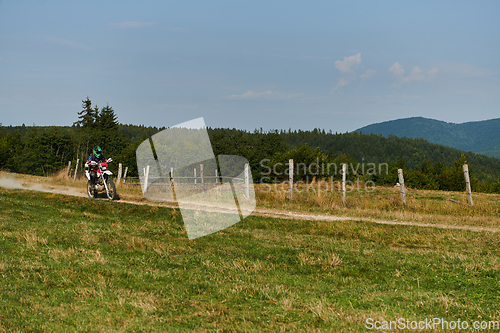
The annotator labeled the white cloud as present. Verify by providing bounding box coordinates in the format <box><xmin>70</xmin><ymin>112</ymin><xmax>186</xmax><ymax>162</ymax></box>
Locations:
<box><xmin>331</xmin><ymin>53</ymin><xmax>364</xmax><ymax>91</ymax></box>
<box><xmin>226</xmin><ymin>90</ymin><xmax>302</xmax><ymax>100</ymax></box>
<box><xmin>330</xmin><ymin>78</ymin><xmax>352</xmax><ymax>93</ymax></box>
<box><xmin>108</xmin><ymin>21</ymin><xmax>155</xmax><ymax>29</ymax></box>
<box><xmin>427</xmin><ymin>67</ymin><xmax>438</xmax><ymax>75</ymax></box>
<box><xmin>389</xmin><ymin>62</ymin><xmax>438</xmax><ymax>84</ymax></box>
<box><xmin>335</xmin><ymin>53</ymin><xmax>362</xmax><ymax>73</ymax></box>
<box><xmin>402</xmin><ymin>66</ymin><xmax>426</xmax><ymax>82</ymax></box>
<box><xmin>360</xmin><ymin>69</ymin><xmax>376</xmax><ymax>81</ymax></box>
<box><xmin>388</xmin><ymin>62</ymin><xmax>405</xmax><ymax>76</ymax></box>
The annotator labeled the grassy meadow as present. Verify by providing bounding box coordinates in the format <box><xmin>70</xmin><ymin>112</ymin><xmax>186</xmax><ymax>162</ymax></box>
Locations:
<box><xmin>1</xmin><ymin>180</ymin><xmax>500</xmax><ymax>331</ymax></box>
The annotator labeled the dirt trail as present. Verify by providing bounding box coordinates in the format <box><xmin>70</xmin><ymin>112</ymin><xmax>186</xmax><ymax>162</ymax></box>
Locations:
<box><xmin>1</xmin><ymin>175</ymin><xmax>499</xmax><ymax>233</ymax></box>
<box><xmin>0</xmin><ymin>175</ymin><xmax>87</xmax><ymax>197</ymax></box>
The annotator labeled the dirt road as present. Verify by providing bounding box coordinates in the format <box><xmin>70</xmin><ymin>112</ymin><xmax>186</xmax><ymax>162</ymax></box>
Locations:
<box><xmin>1</xmin><ymin>175</ymin><xmax>499</xmax><ymax>233</ymax></box>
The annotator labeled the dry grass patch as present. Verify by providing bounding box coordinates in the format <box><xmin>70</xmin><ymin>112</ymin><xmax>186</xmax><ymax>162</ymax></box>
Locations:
<box><xmin>48</xmin><ymin>247</ymin><xmax>76</xmax><ymax>262</ymax></box>
<box><xmin>76</xmin><ymin>286</ymin><xmax>99</xmax><ymax>299</ymax></box>
<box><xmin>298</xmin><ymin>251</ymin><xmax>342</xmax><ymax>269</ymax></box>
<box><xmin>224</xmin><ymin>259</ymin><xmax>274</xmax><ymax>274</ymax></box>
<box><xmin>113</xmin><ymin>289</ymin><xmax>159</xmax><ymax>314</ymax></box>
<box><xmin>50</xmin><ymin>169</ymin><xmax>72</xmax><ymax>182</ymax></box>
<box><xmin>306</xmin><ymin>299</ymin><xmax>337</xmax><ymax>321</ymax></box>
<box><xmin>81</xmin><ymin>211</ymin><xmax>100</xmax><ymax>219</ymax></box>
<box><xmin>281</xmin><ymin>296</ymin><xmax>295</xmax><ymax>312</ymax></box>
<box><xmin>48</xmin><ymin>247</ymin><xmax>106</xmax><ymax>265</ymax></box>
<box><xmin>18</xmin><ymin>230</ymin><xmax>47</xmax><ymax>249</ymax></box>
<box><xmin>58</xmin><ymin>208</ymin><xmax>76</xmax><ymax>216</ymax></box>
<box><xmin>86</xmin><ymin>249</ymin><xmax>106</xmax><ymax>264</ymax></box>
<box><xmin>17</xmin><ymin>258</ymin><xmax>48</xmax><ymax>272</ymax></box>
<box><xmin>130</xmin><ymin>293</ymin><xmax>158</xmax><ymax>313</ymax></box>
<box><xmin>81</xmin><ymin>232</ymin><xmax>99</xmax><ymax>245</ymax></box>
<box><xmin>126</xmin><ymin>236</ymin><xmax>153</xmax><ymax>250</ymax></box>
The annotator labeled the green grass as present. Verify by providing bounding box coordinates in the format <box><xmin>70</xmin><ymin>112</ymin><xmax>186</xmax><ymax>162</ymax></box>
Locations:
<box><xmin>1</xmin><ymin>187</ymin><xmax>500</xmax><ymax>332</ymax></box>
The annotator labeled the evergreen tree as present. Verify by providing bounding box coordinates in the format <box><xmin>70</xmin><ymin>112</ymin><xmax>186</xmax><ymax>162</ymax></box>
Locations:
<box><xmin>74</xmin><ymin>97</ymin><xmax>97</xmax><ymax>129</ymax></box>
<box><xmin>97</xmin><ymin>104</ymin><xmax>119</xmax><ymax>131</ymax></box>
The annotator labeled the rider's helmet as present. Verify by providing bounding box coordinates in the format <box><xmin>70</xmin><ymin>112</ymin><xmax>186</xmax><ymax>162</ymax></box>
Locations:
<box><xmin>93</xmin><ymin>146</ymin><xmax>103</xmax><ymax>159</ymax></box>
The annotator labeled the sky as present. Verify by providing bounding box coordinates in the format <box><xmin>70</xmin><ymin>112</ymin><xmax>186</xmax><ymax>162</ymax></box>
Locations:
<box><xmin>1</xmin><ymin>1</ymin><xmax>499</xmax><ymax>132</ymax></box>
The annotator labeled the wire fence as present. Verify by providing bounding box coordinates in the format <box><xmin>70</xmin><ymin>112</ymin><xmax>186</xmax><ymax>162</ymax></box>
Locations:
<box><xmin>67</xmin><ymin>160</ymin><xmax>500</xmax><ymax>198</ymax></box>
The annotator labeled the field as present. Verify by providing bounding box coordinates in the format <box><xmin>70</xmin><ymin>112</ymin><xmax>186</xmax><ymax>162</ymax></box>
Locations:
<box><xmin>0</xmin><ymin>173</ymin><xmax>500</xmax><ymax>332</ymax></box>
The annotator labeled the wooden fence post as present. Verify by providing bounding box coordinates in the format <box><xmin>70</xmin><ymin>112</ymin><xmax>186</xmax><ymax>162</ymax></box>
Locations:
<box><xmin>67</xmin><ymin>161</ymin><xmax>72</xmax><ymax>177</ymax></box>
<box><xmin>123</xmin><ymin>167</ymin><xmax>128</xmax><ymax>183</ymax></box>
<box><xmin>463</xmin><ymin>164</ymin><xmax>474</xmax><ymax>206</ymax></box>
<box><xmin>73</xmin><ymin>159</ymin><xmax>80</xmax><ymax>181</ymax></box>
<box><xmin>117</xmin><ymin>163</ymin><xmax>122</xmax><ymax>185</ymax></box>
<box><xmin>342</xmin><ymin>163</ymin><xmax>347</xmax><ymax>204</ymax></box>
<box><xmin>244</xmin><ymin>162</ymin><xmax>250</xmax><ymax>198</ymax></box>
<box><xmin>398</xmin><ymin>168</ymin><xmax>406</xmax><ymax>204</ymax></box>
<box><xmin>194</xmin><ymin>168</ymin><xmax>197</xmax><ymax>189</ymax></box>
<box><xmin>289</xmin><ymin>159</ymin><xmax>294</xmax><ymax>200</ymax></box>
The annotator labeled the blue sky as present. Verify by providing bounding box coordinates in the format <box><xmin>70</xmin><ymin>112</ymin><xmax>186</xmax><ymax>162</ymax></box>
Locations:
<box><xmin>1</xmin><ymin>1</ymin><xmax>499</xmax><ymax>132</ymax></box>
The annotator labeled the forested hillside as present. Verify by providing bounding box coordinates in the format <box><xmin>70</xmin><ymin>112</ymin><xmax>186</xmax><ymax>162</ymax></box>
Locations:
<box><xmin>1</xmin><ymin>99</ymin><xmax>500</xmax><ymax>193</ymax></box>
<box><xmin>279</xmin><ymin>129</ymin><xmax>500</xmax><ymax>179</ymax></box>
<box><xmin>355</xmin><ymin>117</ymin><xmax>500</xmax><ymax>158</ymax></box>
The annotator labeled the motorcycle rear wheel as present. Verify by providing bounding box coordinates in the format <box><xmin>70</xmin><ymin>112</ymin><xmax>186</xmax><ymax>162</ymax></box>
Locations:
<box><xmin>87</xmin><ymin>180</ymin><xmax>96</xmax><ymax>199</ymax></box>
<box><xmin>105</xmin><ymin>177</ymin><xmax>117</xmax><ymax>200</ymax></box>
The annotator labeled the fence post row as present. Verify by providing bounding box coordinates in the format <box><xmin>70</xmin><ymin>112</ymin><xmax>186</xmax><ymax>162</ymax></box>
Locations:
<box><xmin>342</xmin><ymin>163</ymin><xmax>346</xmax><ymax>204</ymax></box>
<box><xmin>463</xmin><ymin>164</ymin><xmax>474</xmax><ymax>206</ymax></box>
<box><xmin>398</xmin><ymin>168</ymin><xmax>406</xmax><ymax>204</ymax></box>
<box><xmin>289</xmin><ymin>159</ymin><xmax>294</xmax><ymax>200</ymax></box>
<box><xmin>102</xmin><ymin>163</ymin><xmax>477</xmax><ymax>207</ymax></box>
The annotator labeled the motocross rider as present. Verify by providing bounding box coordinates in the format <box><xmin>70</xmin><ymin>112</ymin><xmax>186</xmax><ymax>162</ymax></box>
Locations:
<box><xmin>85</xmin><ymin>146</ymin><xmax>106</xmax><ymax>187</ymax></box>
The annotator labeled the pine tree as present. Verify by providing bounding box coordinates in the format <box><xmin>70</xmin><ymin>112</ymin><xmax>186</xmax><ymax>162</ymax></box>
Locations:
<box><xmin>74</xmin><ymin>97</ymin><xmax>97</xmax><ymax>129</ymax></box>
<box><xmin>97</xmin><ymin>104</ymin><xmax>118</xmax><ymax>131</ymax></box>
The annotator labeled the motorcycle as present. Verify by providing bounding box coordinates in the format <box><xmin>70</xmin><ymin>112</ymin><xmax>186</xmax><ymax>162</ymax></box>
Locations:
<box><xmin>84</xmin><ymin>158</ymin><xmax>117</xmax><ymax>200</ymax></box>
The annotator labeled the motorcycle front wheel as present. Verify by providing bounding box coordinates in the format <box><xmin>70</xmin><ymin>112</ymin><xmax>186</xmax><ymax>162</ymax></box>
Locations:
<box><xmin>105</xmin><ymin>177</ymin><xmax>117</xmax><ymax>200</ymax></box>
<box><xmin>87</xmin><ymin>180</ymin><xmax>96</xmax><ymax>199</ymax></box>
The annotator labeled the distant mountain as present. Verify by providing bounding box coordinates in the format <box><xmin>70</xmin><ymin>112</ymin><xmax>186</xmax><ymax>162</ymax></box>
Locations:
<box><xmin>354</xmin><ymin>117</ymin><xmax>500</xmax><ymax>158</ymax></box>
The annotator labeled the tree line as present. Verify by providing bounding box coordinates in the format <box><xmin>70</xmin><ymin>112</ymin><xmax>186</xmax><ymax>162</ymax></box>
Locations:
<box><xmin>1</xmin><ymin>98</ymin><xmax>499</xmax><ymax>193</ymax></box>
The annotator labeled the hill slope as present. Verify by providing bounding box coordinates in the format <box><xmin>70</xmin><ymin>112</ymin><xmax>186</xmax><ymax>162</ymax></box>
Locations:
<box><xmin>354</xmin><ymin>117</ymin><xmax>500</xmax><ymax>158</ymax></box>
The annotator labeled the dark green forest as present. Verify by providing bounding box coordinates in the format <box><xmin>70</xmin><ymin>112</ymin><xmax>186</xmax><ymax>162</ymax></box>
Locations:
<box><xmin>1</xmin><ymin>99</ymin><xmax>500</xmax><ymax>193</ymax></box>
